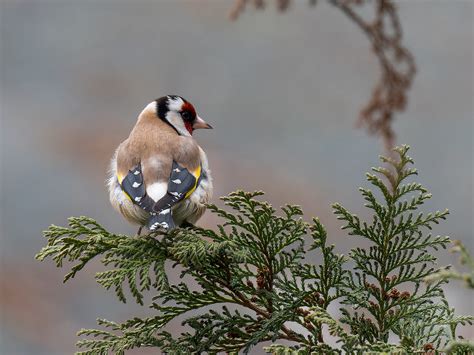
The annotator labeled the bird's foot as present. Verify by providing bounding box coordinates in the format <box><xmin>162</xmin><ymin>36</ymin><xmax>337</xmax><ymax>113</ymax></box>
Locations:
<box><xmin>180</xmin><ymin>221</ymin><xmax>198</xmax><ymax>230</ymax></box>
<box><xmin>136</xmin><ymin>226</ymin><xmax>143</xmax><ymax>236</ymax></box>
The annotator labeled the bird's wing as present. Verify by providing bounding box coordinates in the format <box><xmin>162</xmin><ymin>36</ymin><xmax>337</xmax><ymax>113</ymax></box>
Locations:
<box><xmin>152</xmin><ymin>160</ymin><xmax>202</xmax><ymax>213</ymax></box>
<box><xmin>119</xmin><ymin>160</ymin><xmax>202</xmax><ymax>231</ymax></box>
<box><xmin>119</xmin><ymin>163</ymin><xmax>155</xmax><ymax>213</ymax></box>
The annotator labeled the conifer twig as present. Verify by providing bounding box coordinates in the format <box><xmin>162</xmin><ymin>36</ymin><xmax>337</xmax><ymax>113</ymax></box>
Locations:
<box><xmin>36</xmin><ymin>146</ymin><xmax>473</xmax><ymax>354</ymax></box>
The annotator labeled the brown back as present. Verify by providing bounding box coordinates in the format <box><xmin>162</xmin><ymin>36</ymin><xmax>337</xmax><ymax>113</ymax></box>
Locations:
<box><xmin>116</xmin><ymin>105</ymin><xmax>201</xmax><ymax>186</ymax></box>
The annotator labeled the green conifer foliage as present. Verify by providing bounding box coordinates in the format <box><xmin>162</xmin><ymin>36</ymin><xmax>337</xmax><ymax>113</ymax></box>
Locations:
<box><xmin>332</xmin><ymin>145</ymin><xmax>472</xmax><ymax>353</ymax></box>
<box><xmin>36</xmin><ymin>146</ymin><xmax>472</xmax><ymax>354</ymax></box>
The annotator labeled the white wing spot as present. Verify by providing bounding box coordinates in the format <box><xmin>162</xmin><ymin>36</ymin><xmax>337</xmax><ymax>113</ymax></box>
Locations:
<box><xmin>159</xmin><ymin>208</ymin><xmax>171</xmax><ymax>215</ymax></box>
<box><xmin>172</xmin><ymin>179</ymin><xmax>182</xmax><ymax>184</ymax></box>
<box><xmin>173</xmin><ymin>168</ymin><xmax>181</xmax><ymax>172</ymax></box>
<box><xmin>134</xmin><ymin>196</ymin><xmax>142</xmax><ymax>202</ymax></box>
<box><xmin>132</xmin><ymin>182</ymin><xmax>141</xmax><ymax>188</ymax></box>
<box><xmin>133</xmin><ymin>170</ymin><xmax>140</xmax><ymax>175</ymax></box>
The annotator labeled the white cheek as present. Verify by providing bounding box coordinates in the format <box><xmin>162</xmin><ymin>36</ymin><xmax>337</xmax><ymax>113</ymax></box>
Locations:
<box><xmin>147</xmin><ymin>182</ymin><xmax>168</xmax><ymax>202</ymax></box>
<box><xmin>167</xmin><ymin>111</ymin><xmax>191</xmax><ymax>136</ymax></box>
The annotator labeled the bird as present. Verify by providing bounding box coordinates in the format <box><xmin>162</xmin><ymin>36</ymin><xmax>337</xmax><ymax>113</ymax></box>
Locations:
<box><xmin>107</xmin><ymin>95</ymin><xmax>213</xmax><ymax>234</ymax></box>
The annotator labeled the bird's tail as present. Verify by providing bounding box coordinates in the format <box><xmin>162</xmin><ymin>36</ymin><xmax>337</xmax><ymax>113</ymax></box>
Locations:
<box><xmin>147</xmin><ymin>208</ymin><xmax>176</xmax><ymax>232</ymax></box>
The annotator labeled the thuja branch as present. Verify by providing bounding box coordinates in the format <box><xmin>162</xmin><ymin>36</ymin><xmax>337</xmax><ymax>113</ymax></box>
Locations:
<box><xmin>37</xmin><ymin>192</ymin><xmax>339</xmax><ymax>353</ymax></box>
<box><xmin>426</xmin><ymin>240</ymin><xmax>474</xmax><ymax>289</ymax></box>
<box><xmin>36</xmin><ymin>146</ymin><xmax>472</xmax><ymax>354</ymax></box>
<box><xmin>335</xmin><ymin>145</ymin><xmax>472</xmax><ymax>351</ymax></box>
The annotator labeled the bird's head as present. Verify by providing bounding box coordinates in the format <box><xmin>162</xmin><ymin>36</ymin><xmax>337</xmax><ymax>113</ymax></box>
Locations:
<box><xmin>155</xmin><ymin>95</ymin><xmax>212</xmax><ymax>136</ymax></box>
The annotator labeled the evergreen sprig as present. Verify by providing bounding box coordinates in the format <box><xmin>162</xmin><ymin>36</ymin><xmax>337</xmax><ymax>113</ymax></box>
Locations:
<box><xmin>333</xmin><ymin>145</ymin><xmax>472</xmax><ymax>352</ymax></box>
<box><xmin>36</xmin><ymin>145</ymin><xmax>472</xmax><ymax>354</ymax></box>
<box><xmin>426</xmin><ymin>240</ymin><xmax>474</xmax><ymax>289</ymax></box>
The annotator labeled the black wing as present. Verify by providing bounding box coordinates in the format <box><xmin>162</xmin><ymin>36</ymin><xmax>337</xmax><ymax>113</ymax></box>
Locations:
<box><xmin>152</xmin><ymin>161</ymin><xmax>199</xmax><ymax>213</ymax></box>
<box><xmin>120</xmin><ymin>163</ymin><xmax>155</xmax><ymax>213</ymax></box>
<box><xmin>120</xmin><ymin>161</ymin><xmax>201</xmax><ymax>231</ymax></box>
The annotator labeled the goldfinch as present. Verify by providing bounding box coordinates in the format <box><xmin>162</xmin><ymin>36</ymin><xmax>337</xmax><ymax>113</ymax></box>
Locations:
<box><xmin>108</xmin><ymin>95</ymin><xmax>213</xmax><ymax>233</ymax></box>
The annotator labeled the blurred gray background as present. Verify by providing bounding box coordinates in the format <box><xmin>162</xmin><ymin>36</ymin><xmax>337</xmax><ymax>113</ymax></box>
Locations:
<box><xmin>0</xmin><ymin>0</ymin><xmax>472</xmax><ymax>354</ymax></box>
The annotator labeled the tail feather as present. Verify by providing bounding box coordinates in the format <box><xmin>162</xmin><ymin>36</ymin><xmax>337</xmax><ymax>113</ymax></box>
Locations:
<box><xmin>147</xmin><ymin>208</ymin><xmax>176</xmax><ymax>232</ymax></box>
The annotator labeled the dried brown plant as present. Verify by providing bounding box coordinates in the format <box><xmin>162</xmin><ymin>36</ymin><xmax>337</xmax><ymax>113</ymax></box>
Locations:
<box><xmin>229</xmin><ymin>0</ymin><xmax>416</xmax><ymax>152</ymax></box>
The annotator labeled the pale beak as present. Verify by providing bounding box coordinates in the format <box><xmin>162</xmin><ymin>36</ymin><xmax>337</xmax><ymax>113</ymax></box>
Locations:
<box><xmin>193</xmin><ymin>115</ymin><xmax>213</xmax><ymax>130</ymax></box>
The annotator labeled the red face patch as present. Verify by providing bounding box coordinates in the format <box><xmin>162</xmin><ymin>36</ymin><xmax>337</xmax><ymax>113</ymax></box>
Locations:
<box><xmin>184</xmin><ymin>121</ymin><xmax>193</xmax><ymax>135</ymax></box>
<box><xmin>181</xmin><ymin>102</ymin><xmax>197</xmax><ymax>119</ymax></box>
<box><xmin>181</xmin><ymin>101</ymin><xmax>197</xmax><ymax>135</ymax></box>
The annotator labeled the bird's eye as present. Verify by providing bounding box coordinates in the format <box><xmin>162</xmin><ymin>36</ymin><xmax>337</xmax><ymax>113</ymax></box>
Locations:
<box><xmin>181</xmin><ymin>111</ymin><xmax>191</xmax><ymax>121</ymax></box>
